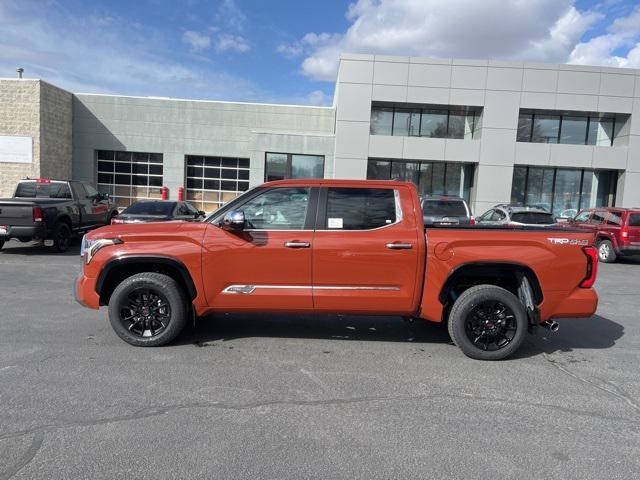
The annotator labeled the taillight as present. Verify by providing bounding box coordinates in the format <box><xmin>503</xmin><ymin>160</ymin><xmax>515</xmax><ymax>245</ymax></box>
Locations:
<box><xmin>579</xmin><ymin>246</ymin><xmax>598</xmax><ymax>288</ymax></box>
<box><xmin>621</xmin><ymin>226</ymin><xmax>629</xmax><ymax>239</ymax></box>
<box><xmin>33</xmin><ymin>206</ymin><xmax>43</xmax><ymax>222</ymax></box>
<box><xmin>469</xmin><ymin>216</ymin><xmax>475</xmax><ymax>225</ymax></box>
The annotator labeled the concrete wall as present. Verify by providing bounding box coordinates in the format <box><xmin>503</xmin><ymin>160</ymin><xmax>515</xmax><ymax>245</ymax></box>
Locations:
<box><xmin>40</xmin><ymin>81</ymin><xmax>73</xmax><ymax>180</ymax></box>
<box><xmin>0</xmin><ymin>80</ymin><xmax>41</xmax><ymax>197</ymax></box>
<box><xmin>72</xmin><ymin>94</ymin><xmax>335</xmax><ymax>198</ymax></box>
<box><xmin>333</xmin><ymin>54</ymin><xmax>640</xmax><ymax>213</ymax></box>
<box><xmin>0</xmin><ymin>79</ymin><xmax>73</xmax><ymax>197</ymax></box>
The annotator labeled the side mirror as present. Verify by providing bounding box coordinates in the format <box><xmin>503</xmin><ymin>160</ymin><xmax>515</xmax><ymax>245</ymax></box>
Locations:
<box><xmin>198</xmin><ymin>210</ymin><xmax>206</xmax><ymax>217</ymax></box>
<box><xmin>222</xmin><ymin>210</ymin><xmax>245</xmax><ymax>230</ymax></box>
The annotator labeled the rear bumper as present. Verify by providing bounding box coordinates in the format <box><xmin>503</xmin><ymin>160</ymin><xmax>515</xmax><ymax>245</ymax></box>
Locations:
<box><xmin>74</xmin><ymin>271</ymin><xmax>100</xmax><ymax>309</ymax></box>
<box><xmin>617</xmin><ymin>245</ymin><xmax>640</xmax><ymax>256</ymax></box>
<box><xmin>0</xmin><ymin>224</ymin><xmax>46</xmax><ymax>240</ymax></box>
<box><xmin>543</xmin><ymin>287</ymin><xmax>598</xmax><ymax>320</ymax></box>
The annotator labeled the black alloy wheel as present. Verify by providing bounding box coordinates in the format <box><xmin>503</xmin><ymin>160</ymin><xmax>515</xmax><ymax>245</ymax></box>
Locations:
<box><xmin>119</xmin><ymin>288</ymin><xmax>171</xmax><ymax>338</ymax></box>
<box><xmin>108</xmin><ymin>272</ymin><xmax>188</xmax><ymax>347</ymax></box>
<box><xmin>447</xmin><ymin>285</ymin><xmax>528</xmax><ymax>360</ymax></box>
<box><xmin>464</xmin><ymin>300</ymin><xmax>517</xmax><ymax>352</ymax></box>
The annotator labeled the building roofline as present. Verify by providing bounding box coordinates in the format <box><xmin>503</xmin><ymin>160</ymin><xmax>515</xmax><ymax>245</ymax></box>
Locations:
<box><xmin>74</xmin><ymin>92</ymin><xmax>335</xmax><ymax>109</ymax></box>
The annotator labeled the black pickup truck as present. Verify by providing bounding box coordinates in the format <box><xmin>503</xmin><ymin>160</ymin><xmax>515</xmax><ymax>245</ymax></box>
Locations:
<box><xmin>0</xmin><ymin>179</ymin><xmax>118</xmax><ymax>252</ymax></box>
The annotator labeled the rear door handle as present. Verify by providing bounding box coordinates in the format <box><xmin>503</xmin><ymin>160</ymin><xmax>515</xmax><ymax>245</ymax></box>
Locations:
<box><xmin>386</xmin><ymin>242</ymin><xmax>413</xmax><ymax>250</ymax></box>
<box><xmin>285</xmin><ymin>241</ymin><xmax>311</xmax><ymax>248</ymax></box>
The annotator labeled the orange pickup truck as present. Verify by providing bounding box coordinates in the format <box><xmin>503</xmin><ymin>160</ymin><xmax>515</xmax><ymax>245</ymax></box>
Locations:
<box><xmin>75</xmin><ymin>179</ymin><xmax>598</xmax><ymax>360</ymax></box>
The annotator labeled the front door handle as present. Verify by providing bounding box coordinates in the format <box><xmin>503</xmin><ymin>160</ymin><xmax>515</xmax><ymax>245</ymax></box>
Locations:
<box><xmin>285</xmin><ymin>241</ymin><xmax>311</xmax><ymax>248</ymax></box>
<box><xmin>386</xmin><ymin>242</ymin><xmax>413</xmax><ymax>250</ymax></box>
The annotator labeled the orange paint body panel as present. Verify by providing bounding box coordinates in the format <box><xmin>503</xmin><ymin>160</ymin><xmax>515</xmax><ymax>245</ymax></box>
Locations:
<box><xmin>74</xmin><ymin>179</ymin><xmax>598</xmax><ymax>327</ymax></box>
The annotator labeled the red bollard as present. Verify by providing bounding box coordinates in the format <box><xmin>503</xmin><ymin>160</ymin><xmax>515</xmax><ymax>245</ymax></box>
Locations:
<box><xmin>178</xmin><ymin>186</ymin><xmax>184</xmax><ymax>201</ymax></box>
<box><xmin>161</xmin><ymin>186</ymin><xmax>168</xmax><ymax>200</ymax></box>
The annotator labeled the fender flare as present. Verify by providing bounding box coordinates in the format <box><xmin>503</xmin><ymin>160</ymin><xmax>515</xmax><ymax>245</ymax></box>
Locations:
<box><xmin>95</xmin><ymin>255</ymin><xmax>197</xmax><ymax>300</ymax></box>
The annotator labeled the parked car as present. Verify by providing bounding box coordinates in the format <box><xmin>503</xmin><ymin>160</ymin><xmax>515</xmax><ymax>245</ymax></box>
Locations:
<box><xmin>111</xmin><ymin>200</ymin><xmax>206</xmax><ymax>224</ymax></box>
<box><xmin>0</xmin><ymin>178</ymin><xmax>118</xmax><ymax>252</ymax></box>
<box><xmin>420</xmin><ymin>195</ymin><xmax>474</xmax><ymax>226</ymax></box>
<box><xmin>476</xmin><ymin>205</ymin><xmax>556</xmax><ymax>226</ymax></box>
<box><xmin>75</xmin><ymin>179</ymin><xmax>598</xmax><ymax>360</ymax></box>
<box><xmin>567</xmin><ymin>207</ymin><xmax>640</xmax><ymax>263</ymax></box>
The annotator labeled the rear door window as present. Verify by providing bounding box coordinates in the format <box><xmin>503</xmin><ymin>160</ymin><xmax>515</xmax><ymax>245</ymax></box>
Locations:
<box><xmin>606</xmin><ymin>211</ymin><xmax>623</xmax><ymax>226</ymax></box>
<box><xmin>325</xmin><ymin>188</ymin><xmax>397</xmax><ymax>230</ymax></box>
<box><xmin>421</xmin><ymin>200</ymin><xmax>467</xmax><ymax>217</ymax></box>
<box><xmin>590</xmin><ymin>211</ymin><xmax>608</xmax><ymax>224</ymax></box>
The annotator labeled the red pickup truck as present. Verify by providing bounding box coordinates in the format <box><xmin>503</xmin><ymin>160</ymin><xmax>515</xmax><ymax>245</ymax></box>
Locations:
<box><xmin>75</xmin><ymin>180</ymin><xmax>598</xmax><ymax>360</ymax></box>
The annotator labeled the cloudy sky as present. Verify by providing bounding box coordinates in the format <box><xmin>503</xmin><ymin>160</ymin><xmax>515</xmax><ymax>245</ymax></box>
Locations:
<box><xmin>1</xmin><ymin>0</ymin><xmax>639</xmax><ymax>105</ymax></box>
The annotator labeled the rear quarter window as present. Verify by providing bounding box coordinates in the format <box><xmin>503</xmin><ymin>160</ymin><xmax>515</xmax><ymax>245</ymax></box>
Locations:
<box><xmin>629</xmin><ymin>214</ymin><xmax>640</xmax><ymax>227</ymax></box>
<box><xmin>510</xmin><ymin>212</ymin><xmax>554</xmax><ymax>224</ymax></box>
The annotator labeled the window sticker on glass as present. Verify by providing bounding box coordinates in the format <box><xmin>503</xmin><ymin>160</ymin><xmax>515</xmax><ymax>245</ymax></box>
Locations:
<box><xmin>328</xmin><ymin>217</ymin><xmax>343</xmax><ymax>229</ymax></box>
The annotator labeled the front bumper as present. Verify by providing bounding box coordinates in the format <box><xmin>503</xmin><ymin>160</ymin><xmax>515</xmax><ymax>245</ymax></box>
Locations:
<box><xmin>74</xmin><ymin>271</ymin><xmax>100</xmax><ymax>309</ymax></box>
<box><xmin>0</xmin><ymin>224</ymin><xmax>46</xmax><ymax>240</ymax></box>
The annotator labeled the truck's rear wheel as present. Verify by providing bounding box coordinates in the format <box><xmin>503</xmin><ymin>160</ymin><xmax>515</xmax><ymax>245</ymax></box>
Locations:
<box><xmin>596</xmin><ymin>239</ymin><xmax>616</xmax><ymax>263</ymax></box>
<box><xmin>447</xmin><ymin>285</ymin><xmax>527</xmax><ymax>360</ymax></box>
<box><xmin>52</xmin><ymin>222</ymin><xmax>71</xmax><ymax>253</ymax></box>
<box><xmin>107</xmin><ymin>272</ymin><xmax>188</xmax><ymax>347</ymax></box>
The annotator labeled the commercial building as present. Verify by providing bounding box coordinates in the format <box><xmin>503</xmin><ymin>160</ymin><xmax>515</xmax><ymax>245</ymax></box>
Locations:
<box><xmin>1</xmin><ymin>53</ymin><xmax>640</xmax><ymax>216</ymax></box>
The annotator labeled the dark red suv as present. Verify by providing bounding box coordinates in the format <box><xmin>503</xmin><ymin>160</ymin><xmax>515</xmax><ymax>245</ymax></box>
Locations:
<box><xmin>570</xmin><ymin>208</ymin><xmax>640</xmax><ymax>263</ymax></box>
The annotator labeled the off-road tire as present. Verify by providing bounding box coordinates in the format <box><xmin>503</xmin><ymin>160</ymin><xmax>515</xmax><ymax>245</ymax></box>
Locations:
<box><xmin>108</xmin><ymin>272</ymin><xmax>188</xmax><ymax>347</ymax></box>
<box><xmin>448</xmin><ymin>285</ymin><xmax>528</xmax><ymax>361</ymax></box>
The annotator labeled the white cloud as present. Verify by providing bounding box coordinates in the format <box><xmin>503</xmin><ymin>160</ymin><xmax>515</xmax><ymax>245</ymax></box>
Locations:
<box><xmin>216</xmin><ymin>0</ymin><xmax>247</xmax><ymax>32</ymax></box>
<box><xmin>568</xmin><ymin>5</ymin><xmax>640</xmax><ymax>67</ymax></box>
<box><xmin>306</xmin><ymin>90</ymin><xmax>330</xmax><ymax>106</ymax></box>
<box><xmin>214</xmin><ymin>34</ymin><xmax>250</xmax><ymax>54</ymax></box>
<box><xmin>0</xmin><ymin>1</ymin><xmax>257</xmax><ymax>100</ymax></box>
<box><xmin>282</xmin><ymin>0</ymin><xmax>636</xmax><ymax>81</ymax></box>
<box><xmin>183</xmin><ymin>30</ymin><xmax>211</xmax><ymax>51</ymax></box>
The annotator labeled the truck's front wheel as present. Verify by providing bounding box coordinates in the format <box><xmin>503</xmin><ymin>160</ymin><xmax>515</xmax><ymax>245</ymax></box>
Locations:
<box><xmin>107</xmin><ymin>272</ymin><xmax>188</xmax><ymax>347</ymax></box>
<box><xmin>447</xmin><ymin>285</ymin><xmax>527</xmax><ymax>360</ymax></box>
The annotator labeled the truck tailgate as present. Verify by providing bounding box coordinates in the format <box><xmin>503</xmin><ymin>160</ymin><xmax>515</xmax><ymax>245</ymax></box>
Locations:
<box><xmin>0</xmin><ymin>201</ymin><xmax>36</xmax><ymax>226</ymax></box>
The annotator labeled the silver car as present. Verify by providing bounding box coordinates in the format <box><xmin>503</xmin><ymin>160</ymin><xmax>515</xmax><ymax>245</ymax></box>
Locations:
<box><xmin>476</xmin><ymin>205</ymin><xmax>556</xmax><ymax>226</ymax></box>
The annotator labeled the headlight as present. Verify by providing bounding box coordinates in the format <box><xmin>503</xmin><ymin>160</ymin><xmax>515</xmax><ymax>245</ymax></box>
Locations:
<box><xmin>81</xmin><ymin>236</ymin><xmax>123</xmax><ymax>264</ymax></box>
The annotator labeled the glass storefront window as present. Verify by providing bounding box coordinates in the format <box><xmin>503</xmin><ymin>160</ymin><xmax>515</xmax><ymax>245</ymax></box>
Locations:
<box><xmin>368</xmin><ymin>159</ymin><xmax>474</xmax><ymax>202</ymax></box>
<box><xmin>560</xmin><ymin>116</ymin><xmax>588</xmax><ymax>144</ymax></box>
<box><xmin>509</xmin><ymin>166</ymin><xmax>617</xmax><ymax>216</ymax></box>
<box><xmin>370</xmin><ymin>105</ymin><xmax>478</xmax><ymax>139</ymax></box>
<box><xmin>517</xmin><ymin>111</ymin><xmax>620</xmax><ymax>146</ymax></box>
<box><xmin>516</xmin><ymin>114</ymin><xmax>533</xmax><ymax>142</ymax></box>
<box><xmin>420</xmin><ymin>110</ymin><xmax>448</xmax><ymax>138</ymax></box>
<box><xmin>393</xmin><ymin>108</ymin><xmax>419</xmax><ymax>136</ymax></box>
<box><xmin>370</xmin><ymin>107</ymin><xmax>393</xmax><ymax>135</ymax></box>
<box><xmin>265</xmin><ymin>153</ymin><xmax>325</xmax><ymax>181</ymax></box>
<box><xmin>587</xmin><ymin>118</ymin><xmax>614</xmax><ymax>146</ymax></box>
<box><xmin>531</xmin><ymin>115</ymin><xmax>560</xmax><ymax>143</ymax></box>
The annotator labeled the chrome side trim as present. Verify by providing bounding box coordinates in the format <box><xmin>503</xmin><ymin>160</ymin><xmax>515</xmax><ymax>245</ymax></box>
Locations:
<box><xmin>222</xmin><ymin>284</ymin><xmax>400</xmax><ymax>294</ymax></box>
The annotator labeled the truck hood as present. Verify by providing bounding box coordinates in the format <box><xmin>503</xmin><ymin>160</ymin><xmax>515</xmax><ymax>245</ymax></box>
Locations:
<box><xmin>85</xmin><ymin>220</ymin><xmax>197</xmax><ymax>240</ymax></box>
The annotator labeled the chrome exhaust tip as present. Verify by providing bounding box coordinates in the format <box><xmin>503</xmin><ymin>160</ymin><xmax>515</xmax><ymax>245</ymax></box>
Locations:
<box><xmin>544</xmin><ymin>320</ymin><xmax>559</xmax><ymax>332</ymax></box>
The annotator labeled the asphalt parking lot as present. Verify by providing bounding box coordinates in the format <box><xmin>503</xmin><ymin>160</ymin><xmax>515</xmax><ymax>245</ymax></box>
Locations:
<box><xmin>0</xmin><ymin>241</ymin><xmax>639</xmax><ymax>480</ymax></box>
